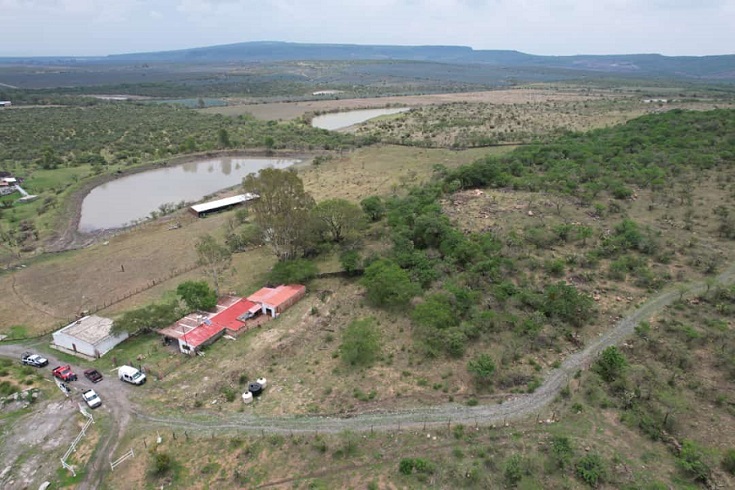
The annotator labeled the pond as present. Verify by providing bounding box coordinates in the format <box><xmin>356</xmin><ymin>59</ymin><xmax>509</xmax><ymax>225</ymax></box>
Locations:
<box><xmin>311</xmin><ymin>107</ymin><xmax>410</xmax><ymax>131</ymax></box>
<box><xmin>79</xmin><ymin>157</ymin><xmax>298</xmax><ymax>231</ymax></box>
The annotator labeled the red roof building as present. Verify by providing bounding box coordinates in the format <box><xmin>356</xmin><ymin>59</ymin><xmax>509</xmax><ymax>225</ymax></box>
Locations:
<box><xmin>247</xmin><ymin>284</ymin><xmax>306</xmax><ymax>318</ymax></box>
<box><xmin>158</xmin><ymin>296</ymin><xmax>268</xmax><ymax>354</ymax></box>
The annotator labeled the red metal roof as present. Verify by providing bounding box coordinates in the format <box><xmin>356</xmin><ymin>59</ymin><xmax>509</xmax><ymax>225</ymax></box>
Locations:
<box><xmin>182</xmin><ymin>320</ymin><xmax>224</xmax><ymax>349</ymax></box>
<box><xmin>260</xmin><ymin>284</ymin><xmax>305</xmax><ymax>308</ymax></box>
<box><xmin>209</xmin><ymin>298</ymin><xmax>258</xmax><ymax>331</ymax></box>
<box><xmin>247</xmin><ymin>287</ymin><xmax>276</xmax><ymax>304</ymax></box>
<box><xmin>248</xmin><ymin>285</ymin><xmax>305</xmax><ymax>309</ymax></box>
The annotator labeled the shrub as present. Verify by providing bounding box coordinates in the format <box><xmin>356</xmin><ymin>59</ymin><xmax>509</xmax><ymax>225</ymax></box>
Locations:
<box><xmin>339</xmin><ymin>249</ymin><xmax>362</xmax><ymax>276</ymax></box>
<box><xmin>399</xmin><ymin>458</ymin><xmax>415</xmax><ymax>475</ymax></box>
<box><xmin>152</xmin><ymin>451</ymin><xmax>172</xmax><ymax>475</ymax></box>
<box><xmin>678</xmin><ymin>440</ymin><xmax>711</xmax><ymax>483</ymax></box>
<box><xmin>361</xmin><ymin>259</ymin><xmax>420</xmax><ymax>308</ymax></box>
<box><xmin>576</xmin><ymin>453</ymin><xmax>606</xmax><ymax>487</ymax></box>
<box><xmin>722</xmin><ymin>448</ymin><xmax>735</xmax><ymax>475</ymax></box>
<box><xmin>268</xmin><ymin>258</ymin><xmax>318</xmax><ymax>284</ymax></box>
<box><xmin>503</xmin><ymin>454</ymin><xmax>524</xmax><ymax>487</ymax></box>
<box><xmin>467</xmin><ymin>354</ymin><xmax>496</xmax><ymax>387</ymax></box>
<box><xmin>594</xmin><ymin>346</ymin><xmax>627</xmax><ymax>382</ymax></box>
<box><xmin>550</xmin><ymin>435</ymin><xmax>574</xmax><ymax>469</ymax></box>
<box><xmin>341</xmin><ymin>318</ymin><xmax>380</xmax><ymax>367</ymax></box>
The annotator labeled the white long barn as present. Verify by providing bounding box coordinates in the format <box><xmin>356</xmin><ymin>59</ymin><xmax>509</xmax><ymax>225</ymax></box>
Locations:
<box><xmin>189</xmin><ymin>193</ymin><xmax>258</xmax><ymax>218</ymax></box>
<box><xmin>52</xmin><ymin>315</ymin><xmax>129</xmax><ymax>359</ymax></box>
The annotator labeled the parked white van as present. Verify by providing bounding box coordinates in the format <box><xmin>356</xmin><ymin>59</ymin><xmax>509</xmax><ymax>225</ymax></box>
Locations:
<box><xmin>118</xmin><ymin>365</ymin><xmax>146</xmax><ymax>385</ymax></box>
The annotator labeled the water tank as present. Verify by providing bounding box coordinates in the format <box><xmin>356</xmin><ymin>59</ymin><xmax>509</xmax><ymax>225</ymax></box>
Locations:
<box><xmin>241</xmin><ymin>391</ymin><xmax>253</xmax><ymax>404</ymax></box>
<box><xmin>256</xmin><ymin>377</ymin><xmax>267</xmax><ymax>389</ymax></box>
<box><xmin>248</xmin><ymin>382</ymin><xmax>263</xmax><ymax>397</ymax></box>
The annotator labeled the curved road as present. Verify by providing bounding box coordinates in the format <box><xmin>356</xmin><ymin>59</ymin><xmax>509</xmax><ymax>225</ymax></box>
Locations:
<box><xmin>2</xmin><ymin>265</ymin><xmax>734</xmax><ymax>487</ymax></box>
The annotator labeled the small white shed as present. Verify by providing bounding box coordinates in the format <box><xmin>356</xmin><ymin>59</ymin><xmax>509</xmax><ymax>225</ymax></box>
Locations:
<box><xmin>52</xmin><ymin>315</ymin><xmax>129</xmax><ymax>358</ymax></box>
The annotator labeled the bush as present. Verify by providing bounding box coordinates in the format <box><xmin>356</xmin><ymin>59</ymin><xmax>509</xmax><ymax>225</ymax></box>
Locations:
<box><xmin>467</xmin><ymin>354</ymin><xmax>496</xmax><ymax>387</ymax></box>
<box><xmin>341</xmin><ymin>318</ymin><xmax>381</xmax><ymax>367</ymax></box>
<box><xmin>361</xmin><ymin>259</ymin><xmax>420</xmax><ymax>309</ymax></box>
<box><xmin>595</xmin><ymin>346</ymin><xmax>627</xmax><ymax>382</ymax></box>
<box><xmin>576</xmin><ymin>453</ymin><xmax>606</xmax><ymax>487</ymax></box>
<box><xmin>268</xmin><ymin>258</ymin><xmax>318</xmax><ymax>284</ymax></box>
<box><xmin>339</xmin><ymin>249</ymin><xmax>362</xmax><ymax>276</ymax></box>
<box><xmin>503</xmin><ymin>454</ymin><xmax>524</xmax><ymax>487</ymax></box>
<box><xmin>678</xmin><ymin>440</ymin><xmax>711</xmax><ymax>483</ymax></box>
<box><xmin>722</xmin><ymin>448</ymin><xmax>735</xmax><ymax>475</ymax></box>
<box><xmin>152</xmin><ymin>451</ymin><xmax>172</xmax><ymax>475</ymax></box>
<box><xmin>550</xmin><ymin>435</ymin><xmax>574</xmax><ymax>469</ymax></box>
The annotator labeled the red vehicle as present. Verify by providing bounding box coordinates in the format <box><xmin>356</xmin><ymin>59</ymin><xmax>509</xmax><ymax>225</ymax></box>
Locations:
<box><xmin>52</xmin><ymin>365</ymin><xmax>78</xmax><ymax>382</ymax></box>
<box><xmin>84</xmin><ymin>369</ymin><xmax>103</xmax><ymax>383</ymax></box>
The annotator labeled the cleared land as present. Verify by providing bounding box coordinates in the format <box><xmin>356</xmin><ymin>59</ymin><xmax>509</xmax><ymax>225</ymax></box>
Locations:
<box><xmin>201</xmin><ymin>87</ymin><xmax>618</xmax><ymax>120</ymax></box>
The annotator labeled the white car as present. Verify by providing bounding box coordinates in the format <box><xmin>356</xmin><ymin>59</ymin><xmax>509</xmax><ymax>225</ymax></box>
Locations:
<box><xmin>82</xmin><ymin>389</ymin><xmax>102</xmax><ymax>409</ymax></box>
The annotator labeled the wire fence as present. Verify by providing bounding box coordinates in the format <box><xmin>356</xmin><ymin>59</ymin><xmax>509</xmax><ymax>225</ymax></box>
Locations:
<box><xmin>2</xmin><ymin>262</ymin><xmax>201</xmax><ymax>342</ymax></box>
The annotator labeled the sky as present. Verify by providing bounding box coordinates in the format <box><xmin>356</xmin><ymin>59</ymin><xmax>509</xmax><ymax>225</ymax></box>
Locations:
<box><xmin>1</xmin><ymin>0</ymin><xmax>734</xmax><ymax>57</ymax></box>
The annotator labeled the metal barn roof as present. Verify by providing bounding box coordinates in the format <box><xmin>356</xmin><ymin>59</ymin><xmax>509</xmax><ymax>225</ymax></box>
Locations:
<box><xmin>56</xmin><ymin>315</ymin><xmax>116</xmax><ymax>345</ymax></box>
<box><xmin>190</xmin><ymin>193</ymin><xmax>258</xmax><ymax>214</ymax></box>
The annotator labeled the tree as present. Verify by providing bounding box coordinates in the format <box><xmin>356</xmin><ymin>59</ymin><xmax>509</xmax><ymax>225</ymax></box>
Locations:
<box><xmin>264</xmin><ymin>136</ymin><xmax>275</xmax><ymax>154</ymax></box>
<box><xmin>339</xmin><ymin>249</ymin><xmax>362</xmax><ymax>276</ymax></box>
<box><xmin>311</xmin><ymin>199</ymin><xmax>364</xmax><ymax>243</ymax></box>
<box><xmin>112</xmin><ymin>301</ymin><xmax>181</xmax><ymax>336</ymax></box>
<box><xmin>195</xmin><ymin>234</ymin><xmax>232</xmax><ymax>295</ymax></box>
<box><xmin>467</xmin><ymin>354</ymin><xmax>496</xmax><ymax>387</ymax></box>
<box><xmin>542</xmin><ymin>282</ymin><xmax>594</xmax><ymax>328</ymax></box>
<box><xmin>360</xmin><ymin>259</ymin><xmax>419</xmax><ymax>309</ymax></box>
<box><xmin>217</xmin><ymin>128</ymin><xmax>231</xmax><ymax>148</ymax></box>
<box><xmin>243</xmin><ymin>168</ymin><xmax>315</xmax><ymax>260</ymax></box>
<box><xmin>341</xmin><ymin>318</ymin><xmax>380</xmax><ymax>367</ymax></box>
<box><xmin>360</xmin><ymin>196</ymin><xmax>385</xmax><ymax>222</ymax></box>
<box><xmin>267</xmin><ymin>258</ymin><xmax>318</xmax><ymax>284</ymax></box>
<box><xmin>176</xmin><ymin>280</ymin><xmax>217</xmax><ymax>312</ymax></box>
<box><xmin>595</xmin><ymin>346</ymin><xmax>627</xmax><ymax>382</ymax></box>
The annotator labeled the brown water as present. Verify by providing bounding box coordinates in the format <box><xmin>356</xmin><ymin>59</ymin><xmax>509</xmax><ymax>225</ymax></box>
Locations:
<box><xmin>79</xmin><ymin>157</ymin><xmax>298</xmax><ymax>231</ymax></box>
<box><xmin>311</xmin><ymin>107</ymin><xmax>410</xmax><ymax>131</ymax></box>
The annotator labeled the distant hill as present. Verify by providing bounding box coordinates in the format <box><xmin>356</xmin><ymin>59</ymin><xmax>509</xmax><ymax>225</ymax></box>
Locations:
<box><xmin>107</xmin><ymin>41</ymin><xmax>735</xmax><ymax>80</ymax></box>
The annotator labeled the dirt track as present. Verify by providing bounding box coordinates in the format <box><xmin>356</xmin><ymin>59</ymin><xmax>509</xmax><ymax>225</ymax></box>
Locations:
<box><xmin>2</xmin><ymin>264</ymin><xmax>734</xmax><ymax>486</ymax></box>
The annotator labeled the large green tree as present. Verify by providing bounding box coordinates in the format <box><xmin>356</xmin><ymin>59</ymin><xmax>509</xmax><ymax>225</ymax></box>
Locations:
<box><xmin>176</xmin><ymin>280</ymin><xmax>218</xmax><ymax>312</ymax></box>
<box><xmin>112</xmin><ymin>301</ymin><xmax>181</xmax><ymax>336</ymax></box>
<box><xmin>311</xmin><ymin>198</ymin><xmax>364</xmax><ymax>243</ymax></box>
<box><xmin>243</xmin><ymin>168</ymin><xmax>315</xmax><ymax>260</ymax></box>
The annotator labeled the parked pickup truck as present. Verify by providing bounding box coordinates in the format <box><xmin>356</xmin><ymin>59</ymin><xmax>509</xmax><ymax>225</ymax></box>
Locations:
<box><xmin>21</xmin><ymin>352</ymin><xmax>48</xmax><ymax>368</ymax></box>
<box><xmin>52</xmin><ymin>365</ymin><xmax>78</xmax><ymax>382</ymax></box>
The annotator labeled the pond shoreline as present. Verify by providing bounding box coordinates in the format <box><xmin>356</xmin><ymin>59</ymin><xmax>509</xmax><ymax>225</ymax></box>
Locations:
<box><xmin>45</xmin><ymin>149</ymin><xmax>317</xmax><ymax>253</ymax></box>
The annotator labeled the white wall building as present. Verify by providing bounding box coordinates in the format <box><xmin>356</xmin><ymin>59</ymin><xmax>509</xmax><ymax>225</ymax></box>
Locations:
<box><xmin>52</xmin><ymin>315</ymin><xmax>129</xmax><ymax>358</ymax></box>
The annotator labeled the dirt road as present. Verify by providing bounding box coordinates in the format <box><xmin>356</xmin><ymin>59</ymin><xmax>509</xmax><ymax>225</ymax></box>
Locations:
<box><xmin>2</xmin><ymin>265</ymin><xmax>733</xmax><ymax>486</ymax></box>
